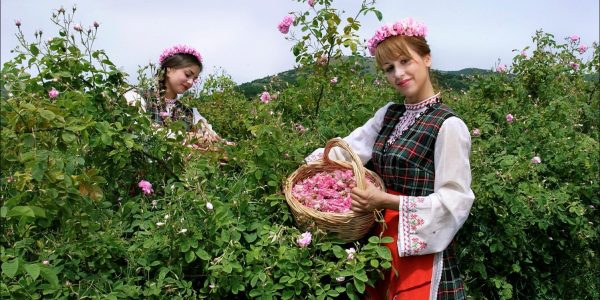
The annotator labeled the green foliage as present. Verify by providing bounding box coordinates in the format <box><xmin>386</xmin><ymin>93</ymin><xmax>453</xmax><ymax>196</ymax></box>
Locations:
<box><xmin>2</xmin><ymin>3</ymin><xmax>599</xmax><ymax>300</ymax></box>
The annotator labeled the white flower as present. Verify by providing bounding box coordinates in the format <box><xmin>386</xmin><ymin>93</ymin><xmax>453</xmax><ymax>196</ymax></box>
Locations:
<box><xmin>156</xmin><ymin>222</ymin><xmax>165</xmax><ymax>227</ymax></box>
<box><xmin>345</xmin><ymin>247</ymin><xmax>356</xmax><ymax>260</ymax></box>
<box><xmin>206</xmin><ymin>202</ymin><xmax>214</xmax><ymax>210</ymax></box>
<box><xmin>178</xmin><ymin>228</ymin><xmax>188</xmax><ymax>234</ymax></box>
<box><xmin>336</xmin><ymin>276</ymin><xmax>345</xmax><ymax>282</ymax></box>
<box><xmin>164</xmin><ymin>214</ymin><xmax>170</xmax><ymax>219</ymax></box>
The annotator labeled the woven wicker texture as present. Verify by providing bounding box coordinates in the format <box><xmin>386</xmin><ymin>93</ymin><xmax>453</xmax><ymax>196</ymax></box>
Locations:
<box><xmin>285</xmin><ymin>138</ymin><xmax>385</xmax><ymax>242</ymax></box>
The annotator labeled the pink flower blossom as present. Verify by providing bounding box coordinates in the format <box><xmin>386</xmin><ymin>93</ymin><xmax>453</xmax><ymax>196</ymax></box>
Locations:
<box><xmin>42</xmin><ymin>260</ymin><xmax>49</xmax><ymax>265</ymax></box>
<box><xmin>471</xmin><ymin>128</ymin><xmax>481</xmax><ymax>137</ymax></box>
<box><xmin>308</xmin><ymin>0</ymin><xmax>315</xmax><ymax>7</ymax></box>
<box><xmin>367</xmin><ymin>18</ymin><xmax>428</xmax><ymax>56</ymax></box>
<box><xmin>520</xmin><ymin>50</ymin><xmax>527</xmax><ymax>58</ymax></box>
<box><xmin>159</xmin><ymin>111</ymin><xmax>170</xmax><ymax>118</ymax></box>
<box><xmin>260</xmin><ymin>91</ymin><xmax>271</xmax><ymax>103</ymax></box>
<box><xmin>330</xmin><ymin>77</ymin><xmax>338</xmax><ymax>84</ymax></box>
<box><xmin>345</xmin><ymin>247</ymin><xmax>356</xmax><ymax>260</ymax></box>
<box><xmin>159</xmin><ymin>44</ymin><xmax>202</xmax><ymax>65</ymax></box>
<box><xmin>569</xmin><ymin>34</ymin><xmax>580</xmax><ymax>42</ymax></box>
<box><xmin>292</xmin><ymin>169</ymin><xmax>374</xmax><ymax>213</ymax></box>
<box><xmin>294</xmin><ymin>123</ymin><xmax>307</xmax><ymax>133</ymax></box>
<box><xmin>495</xmin><ymin>64</ymin><xmax>507</xmax><ymax>73</ymax></box>
<box><xmin>505</xmin><ymin>114</ymin><xmax>514</xmax><ymax>123</ymax></box>
<box><xmin>577</xmin><ymin>45</ymin><xmax>588</xmax><ymax>54</ymax></box>
<box><xmin>15</xmin><ymin>19</ymin><xmax>21</xmax><ymax>27</ymax></box>
<box><xmin>570</xmin><ymin>62</ymin><xmax>580</xmax><ymax>71</ymax></box>
<box><xmin>278</xmin><ymin>15</ymin><xmax>295</xmax><ymax>34</ymax></box>
<box><xmin>138</xmin><ymin>180</ymin><xmax>153</xmax><ymax>195</ymax></box>
<box><xmin>317</xmin><ymin>54</ymin><xmax>328</xmax><ymax>65</ymax></box>
<box><xmin>93</xmin><ymin>21</ymin><xmax>99</xmax><ymax>28</ymax></box>
<box><xmin>48</xmin><ymin>87</ymin><xmax>59</xmax><ymax>99</ymax></box>
<box><xmin>530</xmin><ymin>156</ymin><xmax>541</xmax><ymax>164</ymax></box>
<box><xmin>297</xmin><ymin>231</ymin><xmax>312</xmax><ymax>248</ymax></box>
<box><xmin>73</xmin><ymin>24</ymin><xmax>83</xmax><ymax>32</ymax></box>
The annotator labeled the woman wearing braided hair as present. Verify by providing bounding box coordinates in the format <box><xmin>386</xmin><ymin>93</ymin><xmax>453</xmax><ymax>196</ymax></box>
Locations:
<box><xmin>305</xmin><ymin>18</ymin><xmax>474</xmax><ymax>299</ymax></box>
<box><xmin>125</xmin><ymin>44</ymin><xmax>224</xmax><ymax>145</ymax></box>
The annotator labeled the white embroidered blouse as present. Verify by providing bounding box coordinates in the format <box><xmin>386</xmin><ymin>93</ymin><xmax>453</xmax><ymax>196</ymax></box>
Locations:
<box><xmin>305</xmin><ymin>100</ymin><xmax>475</xmax><ymax>257</ymax></box>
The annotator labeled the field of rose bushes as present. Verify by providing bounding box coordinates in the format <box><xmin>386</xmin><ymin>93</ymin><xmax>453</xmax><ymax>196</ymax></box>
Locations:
<box><xmin>1</xmin><ymin>1</ymin><xmax>599</xmax><ymax>299</ymax></box>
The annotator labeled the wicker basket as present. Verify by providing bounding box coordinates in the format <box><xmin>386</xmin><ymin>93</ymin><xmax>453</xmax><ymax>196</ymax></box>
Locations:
<box><xmin>284</xmin><ymin>138</ymin><xmax>385</xmax><ymax>242</ymax></box>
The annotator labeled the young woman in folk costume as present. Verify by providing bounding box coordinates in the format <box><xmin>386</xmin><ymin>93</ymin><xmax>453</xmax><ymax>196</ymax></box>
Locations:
<box><xmin>306</xmin><ymin>18</ymin><xmax>474</xmax><ymax>299</ymax></box>
<box><xmin>125</xmin><ymin>44</ymin><xmax>223</xmax><ymax>145</ymax></box>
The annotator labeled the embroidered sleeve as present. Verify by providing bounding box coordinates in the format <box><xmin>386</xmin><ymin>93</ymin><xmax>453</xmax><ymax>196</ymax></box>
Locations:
<box><xmin>397</xmin><ymin>117</ymin><xmax>475</xmax><ymax>256</ymax></box>
<box><xmin>304</xmin><ymin>102</ymin><xmax>393</xmax><ymax>164</ymax></box>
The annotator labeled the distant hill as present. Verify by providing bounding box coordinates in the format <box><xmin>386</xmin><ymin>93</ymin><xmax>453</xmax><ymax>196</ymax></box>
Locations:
<box><xmin>235</xmin><ymin>56</ymin><xmax>491</xmax><ymax>99</ymax></box>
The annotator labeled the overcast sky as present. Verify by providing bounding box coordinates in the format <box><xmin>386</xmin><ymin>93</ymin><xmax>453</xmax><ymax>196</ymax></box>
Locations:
<box><xmin>2</xmin><ymin>0</ymin><xmax>598</xmax><ymax>84</ymax></box>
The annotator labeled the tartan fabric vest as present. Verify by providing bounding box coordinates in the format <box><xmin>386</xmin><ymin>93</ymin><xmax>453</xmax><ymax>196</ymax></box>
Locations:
<box><xmin>372</xmin><ymin>102</ymin><xmax>467</xmax><ymax>299</ymax></box>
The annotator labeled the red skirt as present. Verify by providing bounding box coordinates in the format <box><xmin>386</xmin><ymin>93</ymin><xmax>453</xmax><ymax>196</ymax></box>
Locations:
<box><xmin>365</xmin><ymin>189</ymin><xmax>434</xmax><ymax>300</ymax></box>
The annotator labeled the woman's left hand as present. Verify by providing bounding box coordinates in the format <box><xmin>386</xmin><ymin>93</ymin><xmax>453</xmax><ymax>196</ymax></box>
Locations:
<box><xmin>350</xmin><ymin>181</ymin><xmax>398</xmax><ymax>213</ymax></box>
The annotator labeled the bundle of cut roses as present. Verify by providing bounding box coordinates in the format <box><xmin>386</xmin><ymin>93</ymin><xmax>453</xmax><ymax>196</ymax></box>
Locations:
<box><xmin>292</xmin><ymin>169</ymin><xmax>372</xmax><ymax>213</ymax></box>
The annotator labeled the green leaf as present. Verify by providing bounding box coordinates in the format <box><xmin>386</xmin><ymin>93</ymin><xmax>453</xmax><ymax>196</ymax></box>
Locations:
<box><xmin>25</xmin><ymin>263</ymin><xmax>40</xmax><ymax>280</ymax></box>
<box><xmin>30</xmin><ymin>44</ymin><xmax>40</xmax><ymax>56</ymax></box>
<box><xmin>374</xmin><ymin>10</ymin><xmax>383</xmax><ymax>21</ymax></box>
<box><xmin>195</xmin><ymin>249</ymin><xmax>211</xmax><ymax>261</ymax></box>
<box><xmin>39</xmin><ymin>109</ymin><xmax>56</xmax><ymax>121</ymax></box>
<box><xmin>7</xmin><ymin>206</ymin><xmax>35</xmax><ymax>218</ymax></box>
<box><xmin>1</xmin><ymin>259</ymin><xmax>20</xmax><ymax>278</ymax></box>
<box><xmin>62</xmin><ymin>132</ymin><xmax>77</xmax><ymax>143</ymax></box>
<box><xmin>39</xmin><ymin>267</ymin><xmax>59</xmax><ymax>288</ymax></box>
<box><xmin>376</xmin><ymin>246</ymin><xmax>392</xmax><ymax>260</ymax></box>
<box><xmin>244</xmin><ymin>232</ymin><xmax>257</xmax><ymax>243</ymax></box>
<box><xmin>353</xmin><ymin>277</ymin><xmax>365</xmax><ymax>293</ymax></box>
<box><xmin>354</xmin><ymin>271</ymin><xmax>368</xmax><ymax>282</ymax></box>
<box><xmin>185</xmin><ymin>251</ymin><xmax>195</xmax><ymax>263</ymax></box>
<box><xmin>380</xmin><ymin>236</ymin><xmax>393</xmax><ymax>243</ymax></box>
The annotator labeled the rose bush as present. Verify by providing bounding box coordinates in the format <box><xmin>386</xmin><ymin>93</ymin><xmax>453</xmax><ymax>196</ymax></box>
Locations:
<box><xmin>2</xmin><ymin>1</ymin><xmax>598</xmax><ymax>299</ymax></box>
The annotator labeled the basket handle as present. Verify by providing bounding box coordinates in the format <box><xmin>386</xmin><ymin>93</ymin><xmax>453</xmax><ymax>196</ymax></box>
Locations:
<box><xmin>322</xmin><ymin>138</ymin><xmax>366</xmax><ymax>190</ymax></box>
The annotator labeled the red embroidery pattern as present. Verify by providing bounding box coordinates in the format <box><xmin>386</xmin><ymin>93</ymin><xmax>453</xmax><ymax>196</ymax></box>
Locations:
<box><xmin>400</xmin><ymin>196</ymin><xmax>427</xmax><ymax>255</ymax></box>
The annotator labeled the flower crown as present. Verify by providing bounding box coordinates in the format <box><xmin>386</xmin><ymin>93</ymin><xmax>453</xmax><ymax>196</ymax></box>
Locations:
<box><xmin>158</xmin><ymin>44</ymin><xmax>203</xmax><ymax>65</ymax></box>
<box><xmin>367</xmin><ymin>17</ymin><xmax>428</xmax><ymax>56</ymax></box>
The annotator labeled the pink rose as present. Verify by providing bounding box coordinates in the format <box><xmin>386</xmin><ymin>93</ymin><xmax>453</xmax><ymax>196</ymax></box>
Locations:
<box><xmin>296</xmin><ymin>231</ymin><xmax>312</xmax><ymax>248</ymax></box>
<box><xmin>308</xmin><ymin>0</ymin><xmax>315</xmax><ymax>7</ymax></box>
<box><xmin>471</xmin><ymin>128</ymin><xmax>481</xmax><ymax>137</ymax></box>
<box><xmin>569</xmin><ymin>34</ymin><xmax>580</xmax><ymax>42</ymax></box>
<box><xmin>495</xmin><ymin>64</ymin><xmax>507</xmax><ymax>73</ymax></box>
<box><xmin>577</xmin><ymin>45</ymin><xmax>588</xmax><ymax>54</ymax></box>
<box><xmin>570</xmin><ymin>62</ymin><xmax>580</xmax><ymax>71</ymax></box>
<box><xmin>330</xmin><ymin>77</ymin><xmax>338</xmax><ymax>84</ymax></box>
<box><xmin>260</xmin><ymin>91</ymin><xmax>271</xmax><ymax>103</ymax></box>
<box><xmin>278</xmin><ymin>15</ymin><xmax>295</xmax><ymax>34</ymax></box>
<box><xmin>48</xmin><ymin>87</ymin><xmax>59</xmax><ymax>99</ymax></box>
<box><xmin>138</xmin><ymin>180</ymin><xmax>153</xmax><ymax>195</ymax></box>
<box><xmin>505</xmin><ymin>114</ymin><xmax>514</xmax><ymax>123</ymax></box>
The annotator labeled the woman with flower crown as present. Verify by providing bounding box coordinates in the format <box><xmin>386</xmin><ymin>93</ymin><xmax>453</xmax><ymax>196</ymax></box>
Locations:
<box><xmin>306</xmin><ymin>18</ymin><xmax>474</xmax><ymax>299</ymax></box>
<box><xmin>125</xmin><ymin>44</ymin><xmax>224</xmax><ymax>145</ymax></box>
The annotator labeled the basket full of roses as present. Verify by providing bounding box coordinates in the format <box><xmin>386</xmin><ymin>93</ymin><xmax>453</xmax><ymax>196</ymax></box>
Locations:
<box><xmin>284</xmin><ymin>138</ymin><xmax>385</xmax><ymax>242</ymax></box>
